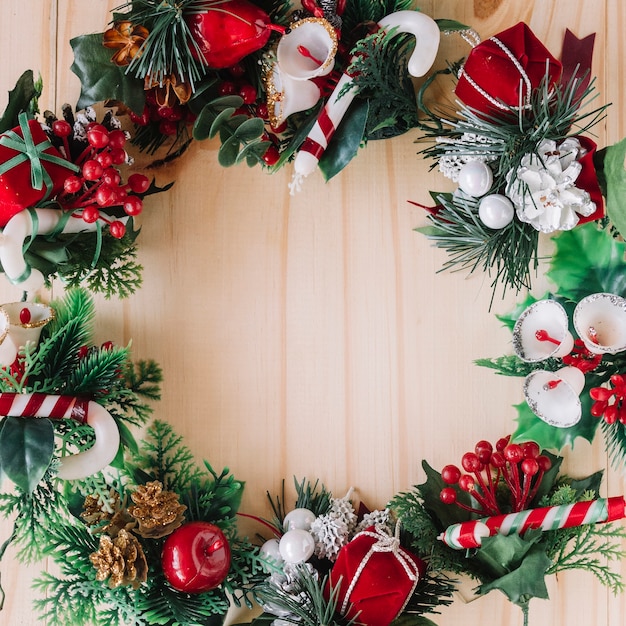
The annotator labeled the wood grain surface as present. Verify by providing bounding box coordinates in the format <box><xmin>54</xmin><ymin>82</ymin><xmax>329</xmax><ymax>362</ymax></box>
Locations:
<box><xmin>0</xmin><ymin>1</ymin><xmax>623</xmax><ymax>624</ymax></box>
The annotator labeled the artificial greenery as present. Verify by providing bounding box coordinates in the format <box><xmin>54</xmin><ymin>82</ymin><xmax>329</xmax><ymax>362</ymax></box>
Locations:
<box><xmin>391</xmin><ymin>455</ymin><xmax>626</xmax><ymax>626</ymax></box>
<box><xmin>31</xmin><ymin>419</ymin><xmax>264</xmax><ymax>626</ymax></box>
<box><xmin>416</xmin><ymin>69</ymin><xmax>608</xmax><ymax>303</ymax></box>
<box><xmin>478</xmin><ymin>223</ymin><xmax>626</xmax><ymax>460</ymax></box>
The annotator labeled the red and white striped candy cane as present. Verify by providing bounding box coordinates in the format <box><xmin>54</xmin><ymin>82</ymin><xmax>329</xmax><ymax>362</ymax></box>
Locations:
<box><xmin>438</xmin><ymin>496</ymin><xmax>626</xmax><ymax>550</ymax></box>
<box><xmin>0</xmin><ymin>392</ymin><xmax>120</xmax><ymax>480</ymax></box>
<box><xmin>289</xmin><ymin>10</ymin><xmax>440</xmax><ymax>193</ymax></box>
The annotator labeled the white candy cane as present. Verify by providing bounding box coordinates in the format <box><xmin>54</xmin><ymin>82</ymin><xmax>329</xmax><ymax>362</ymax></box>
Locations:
<box><xmin>0</xmin><ymin>208</ymin><xmax>116</xmax><ymax>293</ymax></box>
<box><xmin>289</xmin><ymin>10</ymin><xmax>441</xmax><ymax>192</ymax></box>
<box><xmin>0</xmin><ymin>392</ymin><xmax>120</xmax><ymax>480</ymax></box>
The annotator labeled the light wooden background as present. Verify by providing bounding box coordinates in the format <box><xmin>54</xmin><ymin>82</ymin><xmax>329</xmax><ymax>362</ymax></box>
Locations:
<box><xmin>0</xmin><ymin>0</ymin><xmax>625</xmax><ymax>624</ymax></box>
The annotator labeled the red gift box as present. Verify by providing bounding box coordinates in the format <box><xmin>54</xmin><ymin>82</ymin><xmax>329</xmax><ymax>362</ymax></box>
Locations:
<box><xmin>455</xmin><ymin>22</ymin><xmax>562</xmax><ymax>117</ymax></box>
<box><xmin>328</xmin><ymin>525</ymin><xmax>426</xmax><ymax>626</ymax></box>
<box><xmin>0</xmin><ymin>113</ymin><xmax>77</xmax><ymax>226</ymax></box>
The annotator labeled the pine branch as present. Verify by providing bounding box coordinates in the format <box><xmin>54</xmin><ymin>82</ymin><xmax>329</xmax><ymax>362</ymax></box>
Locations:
<box><xmin>474</xmin><ymin>355</ymin><xmax>561</xmax><ymax>377</ymax></box>
<box><xmin>293</xmin><ymin>477</ymin><xmax>332</xmax><ymax>517</ymax></box>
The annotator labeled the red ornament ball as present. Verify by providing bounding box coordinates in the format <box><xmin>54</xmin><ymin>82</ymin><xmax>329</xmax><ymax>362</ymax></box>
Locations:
<box><xmin>161</xmin><ymin>521</ymin><xmax>231</xmax><ymax>593</ymax></box>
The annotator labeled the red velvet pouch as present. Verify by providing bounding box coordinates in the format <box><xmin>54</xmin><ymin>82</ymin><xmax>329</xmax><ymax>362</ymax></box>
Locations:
<box><xmin>328</xmin><ymin>525</ymin><xmax>426</xmax><ymax>626</ymax></box>
<box><xmin>455</xmin><ymin>22</ymin><xmax>562</xmax><ymax>117</ymax></box>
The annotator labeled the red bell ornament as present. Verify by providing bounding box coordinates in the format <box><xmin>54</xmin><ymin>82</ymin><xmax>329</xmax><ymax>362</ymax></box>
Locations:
<box><xmin>455</xmin><ymin>22</ymin><xmax>562</xmax><ymax>117</ymax></box>
<box><xmin>185</xmin><ymin>0</ymin><xmax>273</xmax><ymax>69</ymax></box>
<box><xmin>161</xmin><ymin>521</ymin><xmax>231</xmax><ymax>593</ymax></box>
<box><xmin>328</xmin><ymin>525</ymin><xmax>426</xmax><ymax>626</ymax></box>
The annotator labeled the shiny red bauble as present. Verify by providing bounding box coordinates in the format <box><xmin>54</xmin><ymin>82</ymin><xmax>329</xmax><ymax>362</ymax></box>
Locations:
<box><xmin>161</xmin><ymin>521</ymin><xmax>231</xmax><ymax>593</ymax></box>
<box><xmin>185</xmin><ymin>0</ymin><xmax>272</xmax><ymax>69</ymax></box>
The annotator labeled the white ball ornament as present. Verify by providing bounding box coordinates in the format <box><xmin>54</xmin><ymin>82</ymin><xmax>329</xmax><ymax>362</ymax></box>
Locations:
<box><xmin>283</xmin><ymin>507</ymin><xmax>316</xmax><ymax>531</ymax></box>
<box><xmin>278</xmin><ymin>529</ymin><xmax>315</xmax><ymax>564</ymax></box>
<box><xmin>457</xmin><ymin>161</ymin><xmax>493</xmax><ymax>197</ymax></box>
<box><xmin>478</xmin><ymin>194</ymin><xmax>515</xmax><ymax>229</ymax></box>
<box><xmin>260</xmin><ymin>538</ymin><xmax>284</xmax><ymax>571</ymax></box>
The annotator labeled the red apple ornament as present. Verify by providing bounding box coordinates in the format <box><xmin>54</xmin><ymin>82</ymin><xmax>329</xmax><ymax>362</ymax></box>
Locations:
<box><xmin>185</xmin><ymin>0</ymin><xmax>273</xmax><ymax>69</ymax></box>
<box><xmin>161</xmin><ymin>521</ymin><xmax>231</xmax><ymax>593</ymax></box>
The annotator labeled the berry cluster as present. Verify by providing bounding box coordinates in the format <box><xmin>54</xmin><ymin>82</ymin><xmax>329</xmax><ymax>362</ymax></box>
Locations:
<box><xmin>47</xmin><ymin>109</ymin><xmax>149</xmax><ymax>239</ymax></box>
<box><xmin>590</xmin><ymin>374</ymin><xmax>626</xmax><ymax>424</ymax></box>
<box><xmin>439</xmin><ymin>436</ymin><xmax>552</xmax><ymax>516</ymax></box>
<box><xmin>561</xmin><ymin>338</ymin><xmax>603</xmax><ymax>373</ymax></box>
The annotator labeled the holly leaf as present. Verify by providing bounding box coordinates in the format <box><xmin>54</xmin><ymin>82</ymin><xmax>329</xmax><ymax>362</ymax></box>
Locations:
<box><xmin>567</xmin><ymin>470</ymin><xmax>604</xmax><ymax>498</ymax></box>
<box><xmin>70</xmin><ymin>34</ymin><xmax>145</xmax><ymax>114</ymax></box>
<box><xmin>512</xmin><ymin>392</ymin><xmax>599</xmax><ymax>451</ymax></box>
<box><xmin>0</xmin><ymin>70</ymin><xmax>39</xmax><ymax>133</ymax></box>
<box><xmin>476</xmin><ymin>532</ymin><xmax>551</xmax><ymax>606</ymax></box>
<box><xmin>319</xmin><ymin>98</ymin><xmax>369</xmax><ymax>181</ymax></box>
<box><xmin>547</xmin><ymin>224</ymin><xmax>626</xmax><ymax>302</ymax></box>
<box><xmin>417</xmin><ymin>461</ymin><xmax>472</xmax><ymax>529</ymax></box>
<box><xmin>602</xmin><ymin>138</ymin><xmax>626</xmax><ymax>238</ymax></box>
<box><xmin>435</xmin><ymin>19</ymin><xmax>470</xmax><ymax>32</ymax></box>
<box><xmin>495</xmin><ymin>293</ymin><xmax>543</xmax><ymax>331</ymax></box>
<box><xmin>0</xmin><ymin>417</ymin><xmax>54</xmax><ymax>493</ymax></box>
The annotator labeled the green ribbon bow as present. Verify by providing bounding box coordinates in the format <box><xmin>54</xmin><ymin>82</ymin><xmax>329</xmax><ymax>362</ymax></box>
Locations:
<box><xmin>0</xmin><ymin>112</ymin><xmax>78</xmax><ymax>198</ymax></box>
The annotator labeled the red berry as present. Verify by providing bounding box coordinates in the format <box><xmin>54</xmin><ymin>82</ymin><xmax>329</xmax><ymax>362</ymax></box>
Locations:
<box><xmin>590</xmin><ymin>387</ymin><xmax>613</xmax><ymax>402</ymax></box>
<box><xmin>238</xmin><ymin>83</ymin><xmax>257</xmax><ymax>105</ymax></box>
<box><xmin>159</xmin><ymin>120</ymin><xmax>178</xmax><ymax>136</ymax></box>
<box><xmin>95</xmin><ymin>185</ymin><xmax>116</xmax><ymax>207</ymax></box>
<box><xmin>458</xmin><ymin>474</ymin><xmax>475</xmax><ymax>492</ymax></box>
<box><xmin>102</xmin><ymin>167</ymin><xmax>121</xmax><ymax>186</ymax></box>
<box><xmin>521</xmin><ymin>458</ymin><xmax>539</xmax><ymax>476</ymax></box>
<box><xmin>114</xmin><ymin>187</ymin><xmax>128</xmax><ymax>202</ymax></box>
<box><xmin>503</xmin><ymin>443</ymin><xmax>523</xmax><ymax>464</ymax></box>
<box><xmin>123</xmin><ymin>196</ymin><xmax>143</xmax><ymax>216</ymax></box>
<box><xmin>228</xmin><ymin>63</ymin><xmax>246</xmax><ymax>78</ymax></box>
<box><xmin>164</xmin><ymin>106</ymin><xmax>183</xmax><ymax>122</ymax></box>
<box><xmin>101</xmin><ymin>341</ymin><xmax>114</xmax><ymax>351</ymax></box>
<box><xmin>82</xmin><ymin>206</ymin><xmax>100</xmax><ymax>223</ymax></box>
<box><xmin>461</xmin><ymin>452</ymin><xmax>481</xmax><ymax>473</ymax></box>
<box><xmin>109</xmin><ymin>147</ymin><xmax>127</xmax><ymax>165</ymax></box>
<box><xmin>474</xmin><ymin>440</ymin><xmax>493</xmax><ymax>463</ymax></box>
<box><xmin>129</xmin><ymin>108</ymin><xmax>150</xmax><ymax>126</ymax></box>
<box><xmin>82</xmin><ymin>159</ymin><xmax>103</xmax><ymax>181</ymax></box>
<box><xmin>19</xmin><ymin>307</ymin><xmax>31</xmax><ymax>325</ymax></box>
<box><xmin>271</xmin><ymin>119</ymin><xmax>288</xmax><ymax>133</ymax></box>
<box><xmin>52</xmin><ymin>120</ymin><xmax>72</xmax><ymax>137</ymax></box>
<box><xmin>77</xmin><ymin>345</ymin><xmax>89</xmax><ymax>360</ymax></box>
<box><xmin>521</xmin><ymin>441</ymin><xmax>540</xmax><ymax>459</ymax></box>
<box><xmin>108</xmin><ymin>129</ymin><xmax>127</xmax><ymax>149</ymax></box>
<box><xmin>109</xmin><ymin>220</ymin><xmax>126</xmax><ymax>239</ymax></box>
<box><xmin>441</xmin><ymin>464</ymin><xmax>461</xmax><ymax>485</ymax></box>
<box><xmin>96</xmin><ymin>151</ymin><xmax>114</xmax><ymax>168</ymax></box>
<box><xmin>64</xmin><ymin>175</ymin><xmax>83</xmax><ymax>194</ymax></box>
<box><xmin>496</xmin><ymin>436</ymin><xmax>510</xmax><ymax>452</ymax></box>
<box><xmin>127</xmin><ymin>173</ymin><xmax>150</xmax><ymax>194</ymax></box>
<box><xmin>218</xmin><ymin>80</ymin><xmax>237</xmax><ymax>96</ymax></box>
<box><xmin>262</xmin><ymin>145</ymin><xmax>280</xmax><ymax>166</ymax></box>
<box><xmin>605</xmin><ymin>404</ymin><xmax>618</xmax><ymax>424</ymax></box>
<box><xmin>439</xmin><ymin>487</ymin><xmax>457</xmax><ymax>504</ymax></box>
<box><xmin>256</xmin><ymin>102</ymin><xmax>269</xmax><ymax>119</ymax></box>
<box><xmin>490</xmin><ymin>451</ymin><xmax>506</xmax><ymax>468</ymax></box>
<box><xmin>87</xmin><ymin>124</ymin><xmax>109</xmax><ymax>149</ymax></box>
<box><xmin>536</xmin><ymin>455</ymin><xmax>552</xmax><ymax>472</ymax></box>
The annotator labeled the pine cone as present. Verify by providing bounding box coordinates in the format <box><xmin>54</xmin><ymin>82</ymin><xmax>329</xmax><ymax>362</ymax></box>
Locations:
<box><xmin>128</xmin><ymin>481</ymin><xmax>187</xmax><ymax>539</ymax></box>
<box><xmin>90</xmin><ymin>529</ymin><xmax>148</xmax><ymax>589</ymax></box>
<box><xmin>82</xmin><ymin>490</ymin><xmax>136</xmax><ymax>538</ymax></box>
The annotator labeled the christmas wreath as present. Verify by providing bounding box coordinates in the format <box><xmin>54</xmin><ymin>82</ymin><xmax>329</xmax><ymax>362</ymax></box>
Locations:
<box><xmin>414</xmin><ymin>22</ymin><xmax>626</xmax><ymax>305</ymax></box>
<box><xmin>0</xmin><ymin>5</ymin><xmax>626</xmax><ymax>626</ymax></box>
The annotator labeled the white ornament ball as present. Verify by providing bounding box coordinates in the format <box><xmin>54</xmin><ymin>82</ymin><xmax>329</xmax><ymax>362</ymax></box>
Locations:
<box><xmin>283</xmin><ymin>507</ymin><xmax>316</xmax><ymax>532</ymax></box>
<box><xmin>457</xmin><ymin>161</ymin><xmax>493</xmax><ymax>197</ymax></box>
<box><xmin>260</xmin><ymin>538</ymin><xmax>284</xmax><ymax>570</ymax></box>
<box><xmin>278</xmin><ymin>529</ymin><xmax>315</xmax><ymax>564</ymax></box>
<box><xmin>478</xmin><ymin>194</ymin><xmax>515</xmax><ymax>229</ymax></box>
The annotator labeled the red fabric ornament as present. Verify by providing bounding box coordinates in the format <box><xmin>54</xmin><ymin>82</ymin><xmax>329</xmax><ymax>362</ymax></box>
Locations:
<box><xmin>0</xmin><ymin>114</ymin><xmax>77</xmax><ymax>226</ymax></box>
<box><xmin>573</xmin><ymin>135</ymin><xmax>604</xmax><ymax>224</ymax></box>
<box><xmin>455</xmin><ymin>22</ymin><xmax>562</xmax><ymax>117</ymax></box>
<box><xmin>328</xmin><ymin>525</ymin><xmax>426</xmax><ymax>626</ymax></box>
<box><xmin>185</xmin><ymin>0</ymin><xmax>272</xmax><ymax>69</ymax></box>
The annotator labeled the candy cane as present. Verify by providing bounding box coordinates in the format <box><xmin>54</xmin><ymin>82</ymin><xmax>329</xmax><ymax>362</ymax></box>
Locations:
<box><xmin>438</xmin><ymin>496</ymin><xmax>626</xmax><ymax>550</ymax></box>
<box><xmin>0</xmin><ymin>208</ymin><xmax>115</xmax><ymax>293</ymax></box>
<box><xmin>0</xmin><ymin>392</ymin><xmax>120</xmax><ymax>480</ymax></box>
<box><xmin>289</xmin><ymin>10</ymin><xmax>440</xmax><ymax>193</ymax></box>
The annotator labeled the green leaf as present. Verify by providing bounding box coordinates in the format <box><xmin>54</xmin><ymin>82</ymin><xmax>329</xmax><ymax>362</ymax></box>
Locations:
<box><xmin>603</xmin><ymin>137</ymin><xmax>626</xmax><ymax>238</ymax></box>
<box><xmin>234</xmin><ymin>117</ymin><xmax>264</xmax><ymax>142</ymax></box>
<box><xmin>207</xmin><ymin>107</ymin><xmax>236</xmax><ymax>139</ymax></box>
<box><xmin>0</xmin><ymin>417</ymin><xmax>54</xmax><ymax>493</ymax></box>
<box><xmin>435</xmin><ymin>19</ymin><xmax>471</xmax><ymax>32</ymax></box>
<box><xmin>477</xmin><ymin>532</ymin><xmax>551</xmax><ymax>606</ymax></box>
<box><xmin>495</xmin><ymin>293</ymin><xmax>543</xmax><ymax>331</ymax></box>
<box><xmin>319</xmin><ymin>98</ymin><xmax>369</xmax><ymax>181</ymax></box>
<box><xmin>547</xmin><ymin>224</ymin><xmax>626</xmax><ymax>302</ymax></box>
<box><xmin>567</xmin><ymin>470</ymin><xmax>604</xmax><ymax>498</ymax></box>
<box><xmin>273</xmin><ymin>102</ymin><xmax>323</xmax><ymax>170</ymax></box>
<box><xmin>70</xmin><ymin>34</ymin><xmax>145</xmax><ymax>113</ymax></box>
<box><xmin>512</xmin><ymin>395</ymin><xmax>599</xmax><ymax>451</ymax></box>
<box><xmin>218</xmin><ymin>135</ymin><xmax>241</xmax><ymax>167</ymax></box>
<box><xmin>193</xmin><ymin>95</ymin><xmax>245</xmax><ymax>141</ymax></box>
<box><xmin>0</xmin><ymin>70</ymin><xmax>39</xmax><ymax>133</ymax></box>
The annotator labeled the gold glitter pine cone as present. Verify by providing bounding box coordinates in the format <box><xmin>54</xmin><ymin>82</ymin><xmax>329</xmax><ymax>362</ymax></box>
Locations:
<box><xmin>128</xmin><ymin>481</ymin><xmax>187</xmax><ymax>539</ymax></box>
<box><xmin>90</xmin><ymin>529</ymin><xmax>148</xmax><ymax>590</ymax></box>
